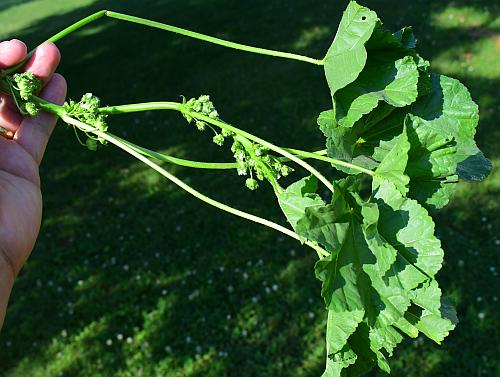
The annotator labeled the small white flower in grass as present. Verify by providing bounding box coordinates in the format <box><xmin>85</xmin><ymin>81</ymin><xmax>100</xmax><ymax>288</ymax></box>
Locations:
<box><xmin>290</xmin><ymin>249</ymin><xmax>296</xmax><ymax>257</ymax></box>
<box><xmin>495</xmin><ymin>239</ymin><xmax>500</xmax><ymax>245</ymax></box>
<box><xmin>61</xmin><ymin>329</ymin><xmax>68</xmax><ymax>338</ymax></box>
<box><xmin>272</xmin><ymin>284</ymin><xmax>278</xmax><ymax>291</ymax></box>
<box><xmin>458</xmin><ymin>259</ymin><xmax>464</xmax><ymax>267</ymax></box>
<box><xmin>226</xmin><ymin>314</ymin><xmax>231</xmax><ymax>320</ymax></box>
<box><xmin>116</xmin><ymin>334</ymin><xmax>123</xmax><ymax>341</ymax></box>
<box><xmin>477</xmin><ymin>296</ymin><xmax>483</xmax><ymax>302</ymax></box>
<box><xmin>251</xmin><ymin>296</ymin><xmax>258</xmax><ymax>304</ymax></box>
<box><xmin>164</xmin><ymin>345</ymin><xmax>172</xmax><ymax>353</ymax></box>
<box><xmin>241</xmin><ymin>330</ymin><xmax>248</xmax><ymax>337</ymax></box>
<box><xmin>155</xmin><ymin>252</ymin><xmax>160</xmax><ymax>258</ymax></box>
<box><xmin>219</xmin><ymin>266</ymin><xmax>225</xmax><ymax>272</ymax></box>
<box><xmin>265</xmin><ymin>287</ymin><xmax>271</xmax><ymax>294</ymax></box>
<box><xmin>161</xmin><ymin>289</ymin><xmax>167</xmax><ymax>295</ymax></box>
<box><xmin>106</xmin><ymin>339</ymin><xmax>113</xmax><ymax>346</ymax></box>
<box><xmin>6</xmin><ymin>341</ymin><xmax>12</xmax><ymax>347</ymax></box>
<box><xmin>227</xmin><ymin>285</ymin><xmax>234</xmax><ymax>293</ymax></box>
<box><xmin>126</xmin><ymin>337</ymin><xmax>133</xmax><ymax>344</ymax></box>
<box><xmin>77</xmin><ymin>280</ymin><xmax>83</xmax><ymax>286</ymax></box>
<box><xmin>48</xmin><ymin>280</ymin><xmax>54</xmax><ymax>287</ymax></box>
<box><xmin>243</xmin><ymin>272</ymin><xmax>249</xmax><ymax>280</ymax></box>
<box><xmin>493</xmin><ymin>296</ymin><xmax>498</xmax><ymax>302</ymax></box>
<box><xmin>489</xmin><ymin>266</ymin><xmax>496</xmax><ymax>273</ymax></box>
<box><xmin>481</xmin><ymin>216</ymin><xmax>487</xmax><ymax>222</ymax></box>
<box><xmin>123</xmin><ymin>265</ymin><xmax>129</xmax><ymax>271</ymax></box>
<box><xmin>478</xmin><ymin>312</ymin><xmax>486</xmax><ymax>320</ymax></box>
<box><xmin>308</xmin><ymin>312</ymin><xmax>315</xmax><ymax>319</ymax></box>
<box><xmin>195</xmin><ymin>345</ymin><xmax>202</xmax><ymax>353</ymax></box>
<box><xmin>185</xmin><ymin>336</ymin><xmax>192</xmax><ymax>344</ymax></box>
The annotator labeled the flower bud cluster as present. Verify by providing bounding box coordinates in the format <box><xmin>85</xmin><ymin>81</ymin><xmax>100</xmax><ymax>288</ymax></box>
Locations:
<box><xmin>9</xmin><ymin>72</ymin><xmax>42</xmax><ymax>116</ymax></box>
<box><xmin>181</xmin><ymin>95</ymin><xmax>294</xmax><ymax>190</ymax></box>
<box><xmin>64</xmin><ymin>93</ymin><xmax>109</xmax><ymax>150</ymax></box>
<box><xmin>231</xmin><ymin>140</ymin><xmax>294</xmax><ymax>191</ymax></box>
<box><xmin>182</xmin><ymin>95</ymin><xmax>230</xmax><ymax>146</ymax></box>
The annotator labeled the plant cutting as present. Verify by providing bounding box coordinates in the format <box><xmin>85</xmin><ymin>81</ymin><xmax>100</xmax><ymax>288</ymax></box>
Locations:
<box><xmin>0</xmin><ymin>2</ymin><xmax>491</xmax><ymax>376</ymax></box>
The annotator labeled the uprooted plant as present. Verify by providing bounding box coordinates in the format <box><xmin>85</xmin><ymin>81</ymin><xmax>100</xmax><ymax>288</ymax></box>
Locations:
<box><xmin>0</xmin><ymin>2</ymin><xmax>491</xmax><ymax>376</ymax></box>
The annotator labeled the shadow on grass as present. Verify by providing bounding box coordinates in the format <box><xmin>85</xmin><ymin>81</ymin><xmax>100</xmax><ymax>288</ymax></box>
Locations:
<box><xmin>0</xmin><ymin>0</ymin><xmax>498</xmax><ymax>376</ymax></box>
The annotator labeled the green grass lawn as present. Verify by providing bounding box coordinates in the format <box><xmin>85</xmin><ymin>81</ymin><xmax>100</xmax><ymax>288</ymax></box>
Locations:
<box><xmin>0</xmin><ymin>0</ymin><xmax>498</xmax><ymax>376</ymax></box>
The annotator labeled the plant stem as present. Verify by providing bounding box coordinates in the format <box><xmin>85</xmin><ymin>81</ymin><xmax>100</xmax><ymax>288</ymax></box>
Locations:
<box><xmin>1</xmin><ymin>9</ymin><xmax>323</xmax><ymax>76</ymax></box>
<box><xmin>283</xmin><ymin>147</ymin><xmax>374</xmax><ymax>176</ymax></box>
<box><xmin>101</xmin><ymin>102</ymin><xmax>335</xmax><ymax>193</ymax></box>
<box><xmin>58</xmin><ymin>113</ymin><xmax>329</xmax><ymax>258</ymax></box>
<box><xmin>105</xmin><ymin>11</ymin><xmax>323</xmax><ymax>65</ymax></box>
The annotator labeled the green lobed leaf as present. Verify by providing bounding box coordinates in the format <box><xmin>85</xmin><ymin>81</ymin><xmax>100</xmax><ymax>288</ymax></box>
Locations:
<box><xmin>285</xmin><ymin>178</ymin><xmax>454</xmax><ymax>376</ymax></box>
<box><xmin>372</xmin><ymin>125</ymin><xmax>410</xmax><ymax>195</ymax></box>
<box><xmin>277</xmin><ymin>176</ymin><xmax>324</xmax><ymax>238</ymax></box>
<box><xmin>323</xmin><ymin>1</ymin><xmax>378</xmax><ymax>97</ymax></box>
<box><xmin>333</xmin><ymin>55</ymin><xmax>419</xmax><ymax>129</ymax></box>
<box><xmin>377</xmin><ymin>73</ymin><xmax>492</xmax><ymax>208</ymax></box>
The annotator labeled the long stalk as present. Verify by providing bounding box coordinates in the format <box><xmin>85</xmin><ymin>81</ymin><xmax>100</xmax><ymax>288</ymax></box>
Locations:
<box><xmin>54</xmin><ymin>112</ymin><xmax>330</xmax><ymax>258</ymax></box>
<box><xmin>100</xmin><ymin>102</ymin><xmax>336</xmax><ymax>193</ymax></box>
<box><xmin>1</xmin><ymin>10</ymin><xmax>323</xmax><ymax>76</ymax></box>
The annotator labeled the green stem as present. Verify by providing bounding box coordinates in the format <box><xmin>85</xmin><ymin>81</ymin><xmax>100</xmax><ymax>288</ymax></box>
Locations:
<box><xmin>1</xmin><ymin>10</ymin><xmax>108</xmax><ymax>76</ymax></box>
<box><xmin>283</xmin><ymin>147</ymin><xmax>374</xmax><ymax>176</ymax></box>
<box><xmin>2</xmin><ymin>9</ymin><xmax>323</xmax><ymax>76</ymax></box>
<box><xmin>106</xmin><ymin>11</ymin><xmax>323</xmax><ymax>65</ymax></box>
<box><xmin>111</xmin><ymin>135</ymin><xmax>237</xmax><ymax>170</ymax></box>
<box><xmin>100</xmin><ymin>102</ymin><xmax>335</xmax><ymax>193</ymax></box>
<box><xmin>31</xmin><ymin>96</ymin><xmax>364</xmax><ymax>175</ymax></box>
<box><xmin>59</xmin><ymin>113</ymin><xmax>329</xmax><ymax>258</ymax></box>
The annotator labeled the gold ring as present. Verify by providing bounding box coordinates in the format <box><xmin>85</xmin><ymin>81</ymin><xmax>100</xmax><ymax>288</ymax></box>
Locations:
<box><xmin>0</xmin><ymin>126</ymin><xmax>14</xmax><ymax>139</ymax></box>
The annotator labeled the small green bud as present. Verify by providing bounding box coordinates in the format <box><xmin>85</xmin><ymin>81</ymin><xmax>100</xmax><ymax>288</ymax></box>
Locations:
<box><xmin>208</xmin><ymin>110</ymin><xmax>219</xmax><ymax>119</ymax></box>
<box><xmin>86</xmin><ymin>138</ymin><xmax>98</xmax><ymax>151</ymax></box>
<box><xmin>221</xmin><ymin>129</ymin><xmax>234</xmax><ymax>137</ymax></box>
<box><xmin>212</xmin><ymin>134</ymin><xmax>225</xmax><ymax>146</ymax></box>
<box><xmin>93</xmin><ymin>116</ymin><xmax>108</xmax><ymax>133</ymax></box>
<box><xmin>234</xmin><ymin>150</ymin><xmax>246</xmax><ymax>161</ymax></box>
<box><xmin>202</xmin><ymin>102</ymin><xmax>212</xmax><ymax>115</ymax></box>
<box><xmin>192</xmin><ymin>101</ymin><xmax>202</xmax><ymax>112</ymax></box>
<box><xmin>195</xmin><ymin>120</ymin><xmax>206</xmax><ymax>131</ymax></box>
<box><xmin>256</xmin><ymin>169</ymin><xmax>265</xmax><ymax>181</ymax></box>
<box><xmin>198</xmin><ymin>95</ymin><xmax>210</xmax><ymax>103</ymax></box>
<box><xmin>231</xmin><ymin>140</ymin><xmax>243</xmax><ymax>153</ymax></box>
<box><xmin>280</xmin><ymin>165</ymin><xmax>294</xmax><ymax>177</ymax></box>
<box><xmin>245</xmin><ymin>178</ymin><xmax>259</xmax><ymax>190</ymax></box>
<box><xmin>24</xmin><ymin>102</ymin><xmax>39</xmax><ymax>117</ymax></box>
<box><xmin>272</xmin><ymin>161</ymin><xmax>283</xmax><ymax>171</ymax></box>
<box><xmin>13</xmin><ymin>72</ymin><xmax>42</xmax><ymax>100</ymax></box>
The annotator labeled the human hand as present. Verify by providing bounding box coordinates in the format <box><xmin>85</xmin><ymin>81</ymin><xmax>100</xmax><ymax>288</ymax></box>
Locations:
<box><xmin>0</xmin><ymin>39</ymin><xmax>66</xmax><ymax>328</ymax></box>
